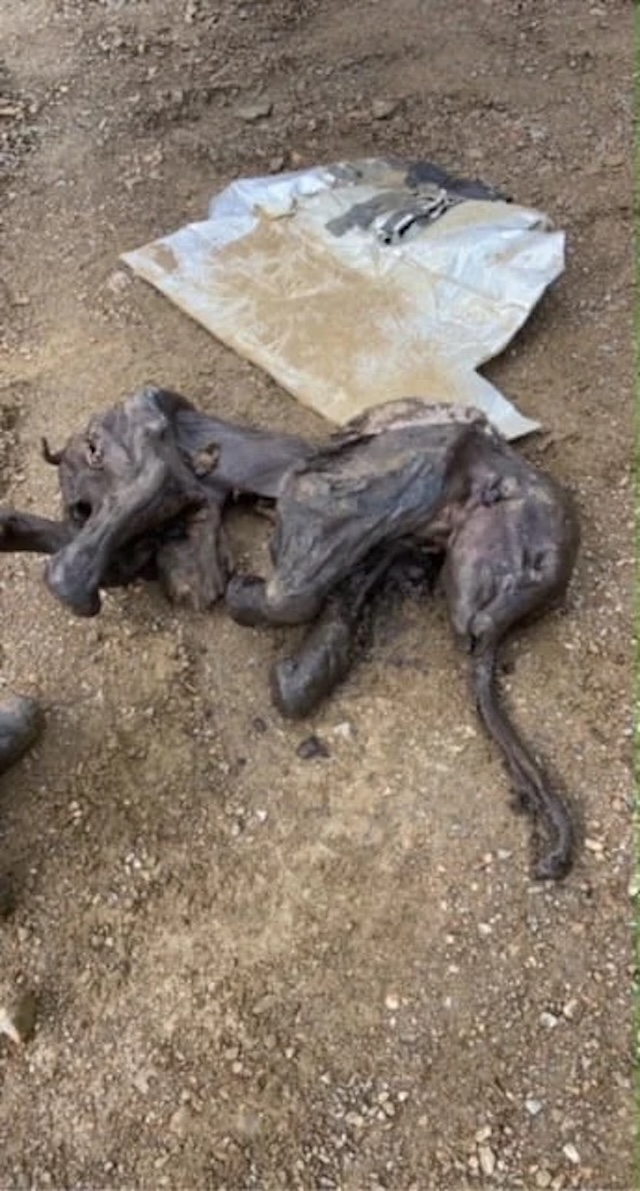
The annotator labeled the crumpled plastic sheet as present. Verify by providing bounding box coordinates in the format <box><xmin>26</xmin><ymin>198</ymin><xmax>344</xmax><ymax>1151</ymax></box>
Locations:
<box><xmin>122</xmin><ymin>157</ymin><xmax>565</xmax><ymax>440</ymax></box>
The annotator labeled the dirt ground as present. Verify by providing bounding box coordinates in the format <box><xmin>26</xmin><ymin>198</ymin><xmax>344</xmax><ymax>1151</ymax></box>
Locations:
<box><xmin>0</xmin><ymin>1</ymin><xmax>635</xmax><ymax>1188</ymax></box>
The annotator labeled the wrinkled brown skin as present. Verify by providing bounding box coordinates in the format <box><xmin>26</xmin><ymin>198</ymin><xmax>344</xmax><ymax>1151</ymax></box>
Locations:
<box><xmin>0</xmin><ymin>386</ymin><xmax>313</xmax><ymax>615</ymax></box>
<box><xmin>227</xmin><ymin>402</ymin><xmax>580</xmax><ymax>881</ymax></box>
<box><xmin>226</xmin><ymin>400</ymin><xmax>488</xmax><ymax>626</ymax></box>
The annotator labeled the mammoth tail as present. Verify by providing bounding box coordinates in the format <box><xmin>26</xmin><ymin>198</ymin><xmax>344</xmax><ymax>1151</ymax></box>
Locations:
<box><xmin>471</xmin><ymin>640</ymin><xmax>574</xmax><ymax>880</ymax></box>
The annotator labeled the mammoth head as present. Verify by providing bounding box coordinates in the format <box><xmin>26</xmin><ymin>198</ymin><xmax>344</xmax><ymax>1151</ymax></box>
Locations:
<box><xmin>43</xmin><ymin>386</ymin><xmax>205</xmax><ymax>615</ymax></box>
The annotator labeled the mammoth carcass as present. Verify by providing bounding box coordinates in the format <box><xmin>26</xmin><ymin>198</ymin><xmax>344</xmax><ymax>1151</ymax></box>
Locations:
<box><xmin>0</xmin><ymin>388</ymin><xmax>580</xmax><ymax>879</ymax></box>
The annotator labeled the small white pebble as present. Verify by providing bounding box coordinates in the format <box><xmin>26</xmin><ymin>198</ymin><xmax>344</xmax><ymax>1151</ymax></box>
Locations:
<box><xmin>562</xmin><ymin>998</ymin><xmax>579</xmax><ymax>1020</ymax></box>
<box><xmin>345</xmin><ymin>1111</ymin><xmax>364</xmax><ymax>1128</ymax></box>
<box><xmin>584</xmin><ymin>837</ymin><xmax>604</xmax><ymax>853</ymax></box>
<box><xmin>385</xmin><ymin>992</ymin><xmax>400</xmax><ymax>1011</ymax></box>
<box><xmin>478</xmin><ymin>922</ymin><xmax>493</xmax><ymax>937</ymax></box>
<box><xmin>525</xmin><ymin>1098</ymin><xmax>544</xmax><ymax>1116</ymax></box>
<box><xmin>539</xmin><ymin>1011</ymin><xmax>559</xmax><ymax>1029</ymax></box>
<box><xmin>475</xmin><ymin>1125</ymin><xmax>492</xmax><ymax>1143</ymax></box>
<box><xmin>333</xmin><ymin>721</ymin><xmax>354</xmax><ymax>740</ymax></box>
<box><xmin>478</xmin><ymin>1143</ymin><xmax>496</xmax><ymax>1176</ymax></box>
<box><xmin>562</xmin><ymin>1142</ymin><xmax>580</xmax><ymax>1165</ymax></box>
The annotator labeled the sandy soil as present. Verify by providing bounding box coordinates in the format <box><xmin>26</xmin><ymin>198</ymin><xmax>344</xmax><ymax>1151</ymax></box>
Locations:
<box><xmin>0</xmin><ymin>1</ymin><xmax>635</xmax><ymax>1188</ymax></box>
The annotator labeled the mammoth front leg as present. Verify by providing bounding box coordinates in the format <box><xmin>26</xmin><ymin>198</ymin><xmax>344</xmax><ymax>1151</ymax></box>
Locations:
<box><xmin>270</xmin><ymin>592</ymin><xmax>363</xmax><ymax>718</ymax></box>
<box><xmin>155</xmin><ymin>500</ymin><xmax>232</xmax><ymax>611</ymax></box>
<box><xmin>0</xmin><ymin>509</ymin><xmax>73</xmax><ymax>555</ymax></box>
<box><xmin>270</xmin><ymin>544</ymin><xmax>427</xmax><ymax>719</ymax></box>
<box><xmin>225</xmin><ymin>573</ymin><xmax>325</xmax><ymax>628</ymax></box>
<box><xmin>225</xmin><ymin>506</ymin><xmax>354</xmax><ymax>629</ymax></box>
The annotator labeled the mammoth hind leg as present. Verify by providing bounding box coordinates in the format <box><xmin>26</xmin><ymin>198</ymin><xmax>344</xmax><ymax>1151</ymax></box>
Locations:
<box><xmin>271</xmin><ymin>543</ymin><xmax>440</xmax><ymax>719</ymax></box>
<box><xmin>440</xmin><ymin>516</ymin><xmax>576</xmax><ymax>881</ymax></box>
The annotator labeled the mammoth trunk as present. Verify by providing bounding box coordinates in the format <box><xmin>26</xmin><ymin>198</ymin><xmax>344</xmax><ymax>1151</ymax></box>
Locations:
<box><xmin>45</xmin><ymin>459</ymin><xmax>198</xmax><ymax>616</ymax></box>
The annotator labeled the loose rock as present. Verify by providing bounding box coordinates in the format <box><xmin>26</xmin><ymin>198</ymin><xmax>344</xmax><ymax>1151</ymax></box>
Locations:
<box><xmin>237</xmin><ymin>99</ymin><xmax>273</xmax><ymax>122</ymax></box>
<box><xmin>478</xmin><ymin>1143</ymin><xmax>496</xmax><ymax>1176</ymax></box>
<box><xmin>297</xmin><ymin>735</ymin><xmax>330</xmax><ymax>760</ymax></box>
<box><xmin>106</xmin><ymin>270</ymin><xmax>131</xmax><ymax>296</ymax></box>
<box><xmin>169</xmin><ymin>1106</ymin><xmax>190</xmax><ymax>1136</ymax></box>
<box><xmin>0</xmin><ymin>991</ymin><xmax>37</xmax><ymax>1044</ymax></box>
<box><xmin>371</xmin><ymin>98</ymin><xmax>399</xmax><ymax>120</ymax></box>
<box><xmin>333</xmin><ymin>720</ymin><xmax>354</xmax><ymax>740</ymax></box>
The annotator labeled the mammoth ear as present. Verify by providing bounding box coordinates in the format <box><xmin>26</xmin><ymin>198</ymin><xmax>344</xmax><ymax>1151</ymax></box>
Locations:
<box><xmin>41</xmin><ymin>438</ymin><xmax>62</xmax><ymax>465</ymax></box>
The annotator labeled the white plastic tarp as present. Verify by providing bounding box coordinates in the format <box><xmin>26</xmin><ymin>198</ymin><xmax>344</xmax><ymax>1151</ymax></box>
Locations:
<box><xmin>122</xmin><ymin>158</ymin><xmax>565</xmax><ymax>439</ymax></box>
